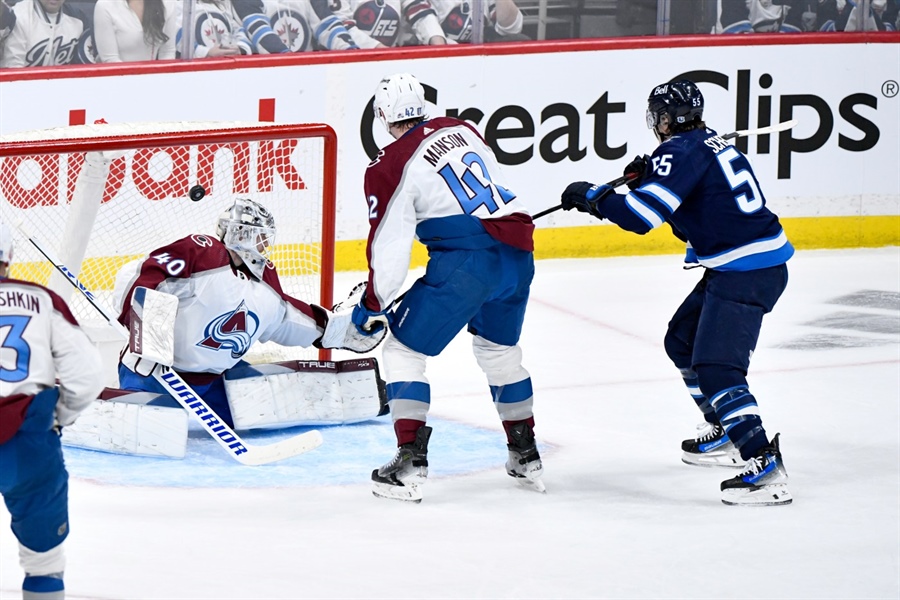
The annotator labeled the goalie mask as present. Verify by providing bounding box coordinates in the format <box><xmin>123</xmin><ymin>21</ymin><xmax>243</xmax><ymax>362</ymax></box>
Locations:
<box><xmin>216</xmin><ymin>198</ymin><xmax>276</xmax><ymax>280</ymax></box>
<box><xmin>373</xmin><ymin>73</ymin><xmax>427</xmax><ymax>132</ymax></box>
<box><xmin>646</xmin><ymin>80</ymin><xmax>704</xmax><ymax>142</ymax></box>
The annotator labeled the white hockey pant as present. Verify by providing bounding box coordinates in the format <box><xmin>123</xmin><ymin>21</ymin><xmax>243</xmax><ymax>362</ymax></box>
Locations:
<box><xmin>472</xmin><ymin>336</ymin><xmax>534</xmax><ymax>423</ymax></box>
<box><xmin>19</xmin><ymin>542</ymin><xmax>65</xmax><ymax>577</ymax></box>
<box><xmin>382</xmin><ymin>335</ymin><xmax>430</xmax><ymax>424</ymax></box>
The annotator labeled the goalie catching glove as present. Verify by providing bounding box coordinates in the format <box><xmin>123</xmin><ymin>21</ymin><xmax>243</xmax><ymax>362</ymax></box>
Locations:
<box><xmin>316</xmin><ymin>305</ymin><xmax>387</xmax><ymax>353</ymax></box>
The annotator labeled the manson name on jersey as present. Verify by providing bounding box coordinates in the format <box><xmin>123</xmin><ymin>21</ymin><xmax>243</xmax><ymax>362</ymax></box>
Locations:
<box><xmin>423</xmin><ymin>132</ymin><xmax>470</xmax><ymax>166</ymax></box>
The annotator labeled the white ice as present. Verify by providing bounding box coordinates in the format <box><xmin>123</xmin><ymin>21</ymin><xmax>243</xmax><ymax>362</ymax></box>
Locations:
<box><xmin>1</xmin><ymin>248</ymin><xmax>899</xmax><ymax>599</ymax></box>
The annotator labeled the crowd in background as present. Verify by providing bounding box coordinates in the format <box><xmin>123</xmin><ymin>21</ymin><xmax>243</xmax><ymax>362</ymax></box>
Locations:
<box><xmin>0</xmin><ymin>0</ymin><xmax>896</xmax><ymax>69</ymax></box>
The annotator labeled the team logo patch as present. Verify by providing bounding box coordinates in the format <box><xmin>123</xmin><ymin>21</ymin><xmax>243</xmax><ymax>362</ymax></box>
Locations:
<box><xmin>355</xmin><ymin>0</ymin><xmax>400</xmax><ymax>46</ymax></box>
<box><xmin>270</xmin><ymin>10</ymin><xmax>311</xmax><ymax>52</ymax></box>
<box><xmin>198</xmin><ymin>301</ymin><xmax>260</xmax><ymax>358</ymax></box>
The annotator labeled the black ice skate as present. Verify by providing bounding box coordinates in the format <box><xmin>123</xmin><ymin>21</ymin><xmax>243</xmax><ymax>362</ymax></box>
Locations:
<box><xmin>371</xmin><ymin>426</ymin><xmax>432</xmax><ymax>503</ymax></box>
<box><xmin>505</xmin><ymin>422</ymin><xmax>546</xmax><ymax>493</ymax></box>
<box><xmin>720</xmin><ymin>433</ymin><xmax>792</xmax><ymax>506</ymax></box>
<box><xmin>681</xmin><ymin>422</ymin><xmax>745</xmax><ymax>468</ymax></box>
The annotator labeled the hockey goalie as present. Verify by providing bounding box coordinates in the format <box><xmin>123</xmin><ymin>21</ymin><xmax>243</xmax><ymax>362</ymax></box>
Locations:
<box><xmin>63</xmin><ymin>198</ymin><xmax>388</xmax><ymax>459</ymax></box>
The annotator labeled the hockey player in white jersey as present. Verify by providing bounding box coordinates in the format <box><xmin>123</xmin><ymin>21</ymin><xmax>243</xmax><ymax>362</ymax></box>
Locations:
<box><xmin>0</xmin><ymin>222</ymin><xmax>104</xmax><ymax>600</ymax></box>
<box><xmin>354</xmin><ymin>73</ymin><xmax>543</xmax><ymax>502</ymax></box>
<box><xmin>0</xmin><ymin>0</ymin><xmax>84</xmax><ymax>67</ymax></box>
<box><xmin>112</xmin><ymin>197</ymin><xmax>385</xmax><ymax>430</ymax></box>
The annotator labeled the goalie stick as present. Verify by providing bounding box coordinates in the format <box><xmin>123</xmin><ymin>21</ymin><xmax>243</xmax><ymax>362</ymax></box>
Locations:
<box><xmin>532</xmin><ymin>119</ymin><xmax>800</xmax><ymax>220</ymax></box>
<box><xmin>16</xmin><ymin>224</ymin><xmax>324</xmax><ymax>466</ymax></box>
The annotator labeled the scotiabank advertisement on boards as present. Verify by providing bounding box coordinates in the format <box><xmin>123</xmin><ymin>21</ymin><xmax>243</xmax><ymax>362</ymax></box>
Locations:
<box><xmin>1</xmin><ymin>38</ymin><xmax>898</xmax><ymax>242</ymax></box>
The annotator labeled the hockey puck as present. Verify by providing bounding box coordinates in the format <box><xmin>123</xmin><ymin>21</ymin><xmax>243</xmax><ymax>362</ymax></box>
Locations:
<box><xmin>189</xmin><ymin>185</ymin><xmax>206</xmax><ymax>202</ymax></box>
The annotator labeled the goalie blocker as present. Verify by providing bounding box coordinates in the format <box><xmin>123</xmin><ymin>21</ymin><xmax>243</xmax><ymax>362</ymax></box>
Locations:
<box><xmin>63</xmin><ymin>358</ymin><xmax>388</xmax><ymax>458</ymax></box>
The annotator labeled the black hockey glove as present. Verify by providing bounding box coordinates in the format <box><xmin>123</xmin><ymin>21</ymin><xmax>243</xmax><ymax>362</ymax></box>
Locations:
<box><xmin>623</xmin><ymin>154</ymin><xmax>650</xmax><ymax>191</ymax></box>
<box><xmin>561</xmin><ymin>181</ymin><xmax>611</xmax><ymax>219</ymax></box>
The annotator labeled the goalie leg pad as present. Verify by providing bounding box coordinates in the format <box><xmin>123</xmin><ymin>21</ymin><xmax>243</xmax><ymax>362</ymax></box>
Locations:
<box><xmin>224</xmin><ymin>358</ymin><xmax>388</xmax><ymax>430</ymax></box>
<box><xmin>61</xmin><ymin>390</ymin><xmax>188</xmax><ymax>459</ymax></box>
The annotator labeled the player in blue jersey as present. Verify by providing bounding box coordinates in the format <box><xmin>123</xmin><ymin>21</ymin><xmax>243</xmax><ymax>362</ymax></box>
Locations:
<box><xmin>560</xmin><ymin>79</ymin><xmax>793</xmax><ymax>506</ymax></box>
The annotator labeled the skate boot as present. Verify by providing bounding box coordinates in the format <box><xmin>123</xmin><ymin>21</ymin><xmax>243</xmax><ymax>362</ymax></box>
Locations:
<box><xmin>721</xmin><ymin>433</ymin><xmax>792</xmax><ymax>506</ymax></box>
<box><xmin>371</xmin><ymin>426</ymin><xmax>432</xmax><ymax>503</ymax></box>
<box><xmin>682</xmin><ymin>422</ymin><xmax>744</xmax><ymax>468</ymax></box>
<box><xmin>505</xmin><ymin>422</ymin><xmax>546</xmax><ymax>493</ymax></box>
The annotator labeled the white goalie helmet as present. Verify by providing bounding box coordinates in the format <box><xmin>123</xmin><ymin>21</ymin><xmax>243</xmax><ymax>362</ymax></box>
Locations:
<box><xmin>215</xmin><ymin>198</ymin><xmax>276</xmax><ymax>280</ymax></box>
<box><xmin>373</xmin><ymin>73</ymin><xmax>427</xmax><ymax>132</ymax></box>
<box><xmin>0</xmin><ymin>222</ymin><xmax>13</xmax><ymax>266</ymax></box>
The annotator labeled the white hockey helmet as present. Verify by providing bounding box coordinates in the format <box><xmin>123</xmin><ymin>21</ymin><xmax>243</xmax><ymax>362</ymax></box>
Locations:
<box><xmin>373</xmin><ymin>73</ymin><xmax>427</xmax><ymax>132</ymax></box>
<box><xmin>215</xmin><ymin>198</ymin><xmax>276</xmax><ymax>280</ymax></box>
<box><xmin>0</xmin><ymin>222</ymin><xmax>13</xmax><ymax>267</ymax></box>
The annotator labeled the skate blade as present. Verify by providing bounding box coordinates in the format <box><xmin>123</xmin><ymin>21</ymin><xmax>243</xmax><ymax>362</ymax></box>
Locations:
<box><xmin>722</xmin><ymin>483</ymin><xmax>792</xmax><ymax>506</ymax></box>
<box><xmin>372</xmin><ymin>480</ymin><xmax>423</xmax><ymax>503</ymax></box>
<box><xmin>508</xmin><ymin>472</ymin><xmax>547</xmax><ymax>493</ymax></box>
<box><xmin>682</xmin><ymin>452</ymin><xmax>745</xmax><ymax>468</ymax></box>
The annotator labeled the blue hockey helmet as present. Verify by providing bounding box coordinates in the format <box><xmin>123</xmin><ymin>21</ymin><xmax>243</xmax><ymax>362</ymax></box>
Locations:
<box><xmin>646</xmin><ymin>80</ymin><xmax>704</xmax><ymax>140</ymax></box>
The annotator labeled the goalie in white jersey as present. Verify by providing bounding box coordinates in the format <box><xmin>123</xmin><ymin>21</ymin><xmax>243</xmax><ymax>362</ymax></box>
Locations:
<box><xmin>0</xmin><ymin>223</ymin><xmax>104</xmax><ymax>600</ymax></box>
<box><xmin>354</xmin><ymin>73</ymin><xmax>544</xmax><ymax>502</ymax></box>
<box><xmin>113</xmin><ymin>197</ymin><xmax>385</xmax><ymax>430</ymax></box>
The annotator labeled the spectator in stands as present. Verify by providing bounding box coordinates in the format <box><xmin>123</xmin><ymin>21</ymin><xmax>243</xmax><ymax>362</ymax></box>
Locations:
<box><xmin>434</xmin><ymin>0</ymin><xmax>529</xmax><ymax>42</ymax></box>
<box><xmin>0</xmin><ymin>0</ymin><xmax>15</xmax><ymax>45</ymax></box>
<box><xmin>331</xmin><ymin>0</ymin><xmax>446</xmax><ymax>48</ymax></box>
<box><xmin>65</xmin><ymin>0</ymin><xmax>98</xmax><ymax>63</ymax></box>
<box><xmin>93</xmin><ymin>0</ymin><xmax>177</xmax><ymax>62</ymax></box>
<box><xmin>173</xmin><ymin>0</ymin><xmax>247</xmax><ymax>58</ymax></box>
<box><xmin>714</xmin><ymin>0</ymin><xmax>805</xmax><ymax>32</ymax></box>
<box><xmin>844</xmin><ymin>0</ymin><xmax>897</xmax><ymax>30</ymax></box>
<box><xmin>1</xmin><ymin>0</ymin><xmax>84</xmax><ymax>67</ymax></box>
<box><xmin>262</xmin><ymin>0</ymin><xmax>359</xmax><ymax>52</ymax></box>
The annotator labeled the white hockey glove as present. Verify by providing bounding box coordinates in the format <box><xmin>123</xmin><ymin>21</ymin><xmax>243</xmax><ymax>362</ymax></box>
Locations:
<box><xmin>317</xmin><ymin>306</ymin><xmax>387</xmax><ymax>354</ymax></box>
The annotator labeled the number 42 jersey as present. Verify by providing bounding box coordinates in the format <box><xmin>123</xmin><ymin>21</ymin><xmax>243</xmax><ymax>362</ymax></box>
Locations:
<box><xmin>363</xmin><ymin>117</ymin><xmax>534</xmax><ymax>312</ymax></box>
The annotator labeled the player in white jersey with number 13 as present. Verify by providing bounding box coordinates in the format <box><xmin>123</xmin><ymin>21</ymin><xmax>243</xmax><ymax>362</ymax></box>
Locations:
<box><xmin>352</xmin><ymin>73</ymin><xmax>543</xmax><ymax>503</ymax></box>
<box><xmin>0</xmin><ymin>222</ymin><xmax>104</xmax><ymax>600</ymax></box>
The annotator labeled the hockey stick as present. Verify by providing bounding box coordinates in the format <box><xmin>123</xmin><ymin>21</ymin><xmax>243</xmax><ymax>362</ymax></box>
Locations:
<box><xmin>15</xmin><ymin>224</ymin><xmax>323</xmax><ymax>466</ymax></box>
<box><xmin>532</xmin><ymin>119</ymin><xmax>799</xmax><ymax>220</ymax></box>
<box><xmin>532</xmin><ymin>173</ymin><xmax>635</xmax><ymax>220</ymax></box>
<box><xmin>722</xmin><ymin>118</ymin><xmax>798</xmax><ymax>140</ymax></box>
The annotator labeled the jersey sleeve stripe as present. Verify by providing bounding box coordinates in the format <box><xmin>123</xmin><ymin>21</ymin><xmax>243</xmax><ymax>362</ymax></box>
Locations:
<box><xmin>639</xmin><ymin>183</ymin><xmax>682</xmax><ymax>213</ymax></box>
<box><xmin>624</xmin><ymin>193</ymin><xmax>665</xmax><ymax>229</ymax></box>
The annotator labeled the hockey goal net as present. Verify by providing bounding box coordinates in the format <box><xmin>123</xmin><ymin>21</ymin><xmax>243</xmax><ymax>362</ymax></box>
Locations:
<box><xmin>0</xmin><ymin>121</ymin><xmax>336</xmax><ymax>368</ymax></box>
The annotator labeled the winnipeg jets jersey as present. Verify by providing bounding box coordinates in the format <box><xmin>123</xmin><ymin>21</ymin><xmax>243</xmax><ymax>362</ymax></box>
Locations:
<box><xmin>0</xmin><ymin>277</ymin><xmax>103</xmax><ymax>443</ymax></box>
<box><xmin>115</xmin><ymin>235</ymin><xmax>325</xmax><ymax>375</ymax></box>
<box><xmin>173</xmin><ymin>0</ymin><xmax>253</xmax><ymax>57</ymax></box>
<box><xmin>331</xmin><ymin>0</ymin><xmax>444</xmax><ymax>47</ymax></box>
<box><xmin>432</xmin><ymin>0</ymin><xmax>523</xmax><ymax>42</ymax></box>
<box><xmin>598</xmin><ymin>127</ymin><xmax>794</xmax><ymax>272</ymax></box>
<box><xmin>263</xmin><ymin>0</ymin><xmax>358</xmax><ymax>51</ymax></box>
<box><xmin>363</xmin><ymin>116</ymin><xmax>534</xmax><ymax>311</ymax></box>
<box><xmin>0</xmin><ymin>0</ymin><xmax>83</xmax><ymax>67</ymax></box>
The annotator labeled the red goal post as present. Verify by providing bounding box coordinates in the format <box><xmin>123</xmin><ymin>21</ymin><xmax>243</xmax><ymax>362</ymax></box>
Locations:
<box><xmin>0</xmin><ymin>121</ymin><xmax>337</xmax><ymax>365</ymax></box>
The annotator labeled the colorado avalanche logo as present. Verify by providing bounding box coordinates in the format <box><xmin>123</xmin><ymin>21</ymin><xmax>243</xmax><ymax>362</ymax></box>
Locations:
<box><xmin>354</xmin><ymin>0</ymin><xmax>400</xmax><ymax>46</ymax></box>
<box><xmin>270</xmin><ymin>9</ymin><xmax>311</xmax><ymax>52</ymax></box>
<box><xmin>197</xmin><ymin>301</ymin><xmax>260</xmax><ymax>359</ymax></box>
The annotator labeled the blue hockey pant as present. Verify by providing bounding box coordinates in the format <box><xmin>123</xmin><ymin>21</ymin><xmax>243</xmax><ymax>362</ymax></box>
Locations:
<box><xmin>0</xmin><ymin>388</ymin><xmax>69</xmax><ymax>554</ymax></box>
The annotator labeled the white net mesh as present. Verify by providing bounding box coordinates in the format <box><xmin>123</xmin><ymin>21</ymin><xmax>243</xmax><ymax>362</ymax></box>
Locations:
<box><xmin>0</xmin><ymin>122</ymin><xmax>335</xmax><ymax>364</ymax></box>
